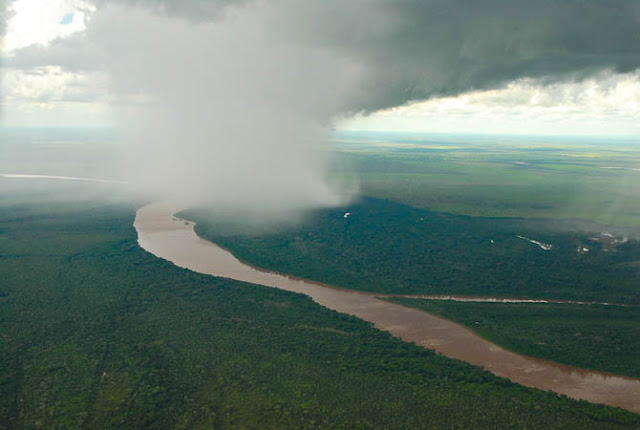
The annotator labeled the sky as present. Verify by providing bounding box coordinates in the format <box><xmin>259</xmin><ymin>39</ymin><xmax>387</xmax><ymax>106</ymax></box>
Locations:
<box><xmin>339</xmin><ymin>73</ymin><xmax>640</xmax><ymax>136</ymax></box>
<box><xmin>1</xmin><ymin>0</ymin><xmax>640</xmax><ymax>211</ymax></box>
<box><xmin>1</xmin><ymin>0</ymin><xmax>639</xmax><ymax>135</ymax></box>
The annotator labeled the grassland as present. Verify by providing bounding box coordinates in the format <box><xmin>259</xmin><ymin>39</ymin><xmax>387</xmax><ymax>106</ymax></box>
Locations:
<box><xmin>5</xmin><ymin>193</ymin><xmax>640</xmax><ymax>428</ymax></box>
<box><xmin>388</xmin><ymin>299</ymin><xmax>640</xmax><ymax>378</ymax></box>
<box><xmin>335</xmin><ymin>132</ymin><xmax>640</xmax><ymax>229</ymax></box>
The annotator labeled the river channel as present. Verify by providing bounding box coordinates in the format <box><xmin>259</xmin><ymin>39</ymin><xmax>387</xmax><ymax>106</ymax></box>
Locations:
<box><xmin>135</xmin><ymin>200</ymin><xmax>640</xmax><ymax>413</ymax></box>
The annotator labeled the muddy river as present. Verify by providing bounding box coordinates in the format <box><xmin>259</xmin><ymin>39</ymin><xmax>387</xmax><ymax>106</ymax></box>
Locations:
<box><xmin>135</xmin><ymin>201</ymin><xmax>640</xmax><ymax>413</ymax></box>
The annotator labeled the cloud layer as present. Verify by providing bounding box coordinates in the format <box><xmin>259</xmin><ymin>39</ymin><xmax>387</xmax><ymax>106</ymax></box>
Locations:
<box><xmin>3</xmin><ymin>0</ymin><xmax>640</xmax><ymax>212</ymax></box>
<box><xmin>90</xmin><ymin>3</ymin><xmax>361</xmax><ymax>209</ymax></box>
<box><xmin>343</xmin><ymin>71</ymin><xmax>640</xmax><ymax>136</ymax></box>
<box><xmin>110</xmin><ymin>0</ymin><xmax>640</xmax><ymax>113</ymax></box>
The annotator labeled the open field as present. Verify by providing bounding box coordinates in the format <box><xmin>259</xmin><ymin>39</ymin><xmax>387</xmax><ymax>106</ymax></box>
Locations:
<box><xmin>388</xmin><ymin>299</ymin><xmax>640</xmax><ymax>379</ymax></box>
<box><xmin>335</xmin><ymin>132</ymin><xmax>640</xmax><ymax>229</ymax></box>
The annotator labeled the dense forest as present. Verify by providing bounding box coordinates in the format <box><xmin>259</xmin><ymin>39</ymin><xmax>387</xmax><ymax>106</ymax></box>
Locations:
<box><xmin>2</xmin><ymin>199</ymin><xmax>640</xmax><ymax>428</ymax></box>
<box><xmin>185</xmin><ymin>197</ymin><xmax>640</xmax><ymax>303</ymax></box>
<box><xmin>389</xmin><ymin>299</ymin><xmax>640</xmax><ymax>378</ymax></box>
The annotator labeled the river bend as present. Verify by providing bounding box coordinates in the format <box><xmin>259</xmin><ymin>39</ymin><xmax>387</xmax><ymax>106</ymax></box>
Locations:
<box><xmin>135</xmin><ymin>201</ymin><xmax>640</xmax><ymax>413</ymax></box>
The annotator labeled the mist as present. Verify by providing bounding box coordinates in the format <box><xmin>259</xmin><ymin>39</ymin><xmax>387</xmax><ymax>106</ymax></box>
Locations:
<box><xmin>5</xmin><ymin>0</ymin><xmax>640</xmax><ymax>218</ymax></box>
<box><xmin>1</xmin><ymin>0</ymin><xmax>7</xmax><ymax>116</ymax></box>
<box><xmin>0</xmin><ymin>127</ymin><xmax>134</xmax><ymax>208</ymax></box>
<box><xmin>90</xmin><ymin>3</ymin><xmax>363</xmax><ymax>213</ymax></box>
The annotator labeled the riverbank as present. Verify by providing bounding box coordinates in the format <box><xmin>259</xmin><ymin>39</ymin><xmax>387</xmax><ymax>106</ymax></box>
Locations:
<box><xmin>6</xmin><ymin>197</ymin><xmax>638</xmax><ymax>428</ymax></box>
<box><xmin>135</xmin><ymin>201</ymin><xmax>640</xmax><ymax>413</ymax></box>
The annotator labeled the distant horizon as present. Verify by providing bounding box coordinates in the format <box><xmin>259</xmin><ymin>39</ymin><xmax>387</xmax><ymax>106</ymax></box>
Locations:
<box><xmin>2</xmin><ymin>126</ymin><xmax>639</xmax><ymax>141</ymax></box>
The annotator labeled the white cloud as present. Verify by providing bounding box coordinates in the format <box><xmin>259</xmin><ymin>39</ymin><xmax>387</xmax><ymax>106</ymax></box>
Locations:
<box><xmin>2</xmin><ymin>65</ymin><xmax>108</xmax><ymax>103</ymax></box>
<box><xmin>2</xmin><ymin>0</ymin><xmax>639</xmax><ymax>138</ymax></box>
<box><xmin>2</xmin><ymin>0</ymin><xmax>95</xmax><ymax>53</ymax></box>
<box><xmin>1</xmin><ymin>64</ymin><xmax>112</xmax><ymax>127</ymax></box>
<box><xmin>0</xmin><ymin>0</ymin><xmax>108</xmax><ymax>126</ymax></box>
<box><xmin>339</xmin><ymin>71</ymin><xmax>640</xmax><ymax>136</ymax></box>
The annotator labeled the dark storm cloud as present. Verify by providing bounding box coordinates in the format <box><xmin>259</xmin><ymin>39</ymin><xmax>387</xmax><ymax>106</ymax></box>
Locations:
<box><xmin>96</xmin><ymin>0</ymin><xmax>639</xmax><ymax>208</ymax></box>
<box><xmin>87</xmin><ymin>0</ymin><xmax>640</xmax><ymax>114</ymax></box>
<box><xmin>269</xmin><ymin>0</ymin><xmax>640</xmax><ymax>113</ymax></box>
<box><xmin>9</xmin><ymin>0</ymin><xmax>640</xmax><ymax>115</ymax></box>
<box><xmin>8</xmin><ymin>0</ymin><xmax>638</xmax><ymax>212</ymax></box>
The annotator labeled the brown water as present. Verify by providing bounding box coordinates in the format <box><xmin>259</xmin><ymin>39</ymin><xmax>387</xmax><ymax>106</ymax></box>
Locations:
<box><xmin>135</xmin><ymin>201</ymin><xmax>640</xmax><ymax>413</ymax></box>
